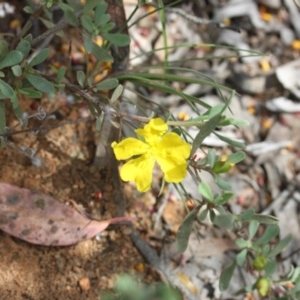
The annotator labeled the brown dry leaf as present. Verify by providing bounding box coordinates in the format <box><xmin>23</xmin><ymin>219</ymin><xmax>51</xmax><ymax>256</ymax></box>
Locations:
<box><xmin>0</xmin><ymin>182</ymin><xmax>131</xmax><ymax>246</ymax></box>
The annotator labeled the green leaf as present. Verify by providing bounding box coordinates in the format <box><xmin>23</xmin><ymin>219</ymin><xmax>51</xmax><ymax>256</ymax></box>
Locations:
<box><xmin>253</xmin><ymin>225</ymin><xmax>279</xmax><ymax>246</ymax></box>
<box><xmin>102</xmin><ymin>33</ymin><xmax>131</xmax><ymax>47</ymax></box>
<box><xmin>191</xmin><ymin>114</ymin><xmax>221</xmax><ymax>155</ymax></box>
<box><xmin>10</xmin><ymin>92</ymin><xmax>18</xmax><ymax>108</ymax></box>
<box><xmin>176</xmin><ymin>205</ymin><xmax>201</xmax><ymax>253</ymax></box>
<box><xmin>23</xmin><ymin>6</ymin><xmax>33</xmax><ymax>14</ymax></box>
<box><xmin>219</xmin><ymin>261</ymin><xmax>236</xmax><ymax>291</ymax></box>
<box><xmin>213</xmin><ymin>213</ymin><xmax>234</xmax><ymax>230</ymax></box>
<box><xmin>111</xmin><ymin>84</ymin><xmax>123</xmax><ymax>103</ymax></box>
<box><xmin>13</xmin><ymin>104</ymin><xmax>28</xmax><ymax>127</ymax></box>
<box><xmin>214</xmin><ymin>132</ymin><xmax>245</xmax><ymax>148</ymax></box>
<box><xmin>100</xmin><ymin>22</ymin><xmax>115</xmax><ymax>32</ymax></box>
<box><xmin>56</xmin><ymin>66</ymin><xmax>66</xmax><ymax>83</ymax></box>
<box><xmin>29</xmin><ymin>48</ymin><xmax>50</xmax><ymax>67</ymax></box>
<box><xmin>96</xmin><ymin>78</ymin><xmax>119</xmax><ymax>91</ymax></box>
<box><xmin>83</xmin><ymin>0</ymin><xmax>100</xmax><ymax>14</ymax></box>
<box><xmin>84</xmin><ymin>36</ymin><xmax>93</xmax><ymax>52</ymax></box>
<box><xmin>11</xmin><ymin>65</ymin><xmax>22</xmax><ymax>77</ymax></box>
<box><xmin>198</xmin><ymin>182</ymin><xmax>213</xmax><ymax>202</ymax></box>
<box><xmin>64</xmin><ymin>9</ymin><xmax>78</xmax><ymax>26</ymax></box>
<box><xmin>214</xmin><ymin>192</ymin><xmax>233</xmax><ymax>206</ymax></box>
<box><xmin>95</xmin><ymin>112</ymin><xmax>104</xmax><ymax>131</ymax></box>
<box><xmin>236</xmin><ymin>248</ymin><xmax>247</xmax><ymax>266</ymax></box>
<box><xmin>215</xmin><ymin>176</ymin><xmax>232</xmax><ymax>191</ymax></box>
<box><xmin>267</xmin><ymin>235</ymin><xmax>292</xmax><ymax>258</ymax></box>
<box><xmin>19</xmin><ymin>88</ymin><xmax>42</xmax><ymax>98</ymax></box>
<box><xmin>77</xmin><ymin>70</ymin><xmax>86</xmax><ymax>88</ymax></box>
<box><xmin>81</xmin><ymin>15</ymin><xmax>94</xmax><ymax>33</ymax></box>
<box><xmin>248</xmin><ymin>220</ymin><xmax>259</xmax><ymax>240</ymax></box>
<box><xmin>91</xmin><ymin>42</ymin><xmax>113</xmax><ymax>62</ymax></box>
<box><xmin>198</xmin><ymin>208</ymin><xmax>208</xmax><ymax>221</ymax></box>
<box><xmin>235</xmin><ymin>238</ymin><xmax>248</xmax><ymax>249</ymax></box>
<box><xmin>94</xmin><ymin>2</ymin><xmax>108</xmax><ymax>26</ymax></box>
<box><xmin>251</xmin><ymin>214</ymin><xmax>278</xmax><ymax>225</ymax></box>
<box><xmin>227</xmin><ymin>151</ymin><xmax>246</xmax><ymax>164</ymax></box>
<box><xmin>212</xmin><ymin>160</ymin><xmax>234</xmax><ymax>174</ymax></box>
<box><xmin>238</xmin><ymin>209</ymin><xmax>255</xmax><ymax>221</ymax></box>
<box><xmin>24</xmin><ymin>73</ymin><xmax>55</xmax><ymax>94</ymax></box>
<box><xmin>96</xmin><ymin>14</ymin><xmax>111</xmax><ymax>27</ymax></box>
<box><xmin>0</xmin><ymin>72</ymin><xmax>4</xmax><ymax>78</ymax></box>
<box><xmin>0</xmin><ymin>40</ymin><xmax>9</xmax><ymax>59</ymax></box>
<box><xmin>264</xmin><ymin>261</ymin><xmax>277</xmax><ymax>277</ymax></box>
<box><xmin>0</xmin><ymin>79</ymin><xmax>14</xmax><ymax>98</ymax></box>
<box><xmin>16</xmin><ymin>39</ymin><xmax>31</xmax><ymax>57</ymax></box>
<box><xmin>206</xmin><ymin>149</ymin><xmax>216</xmax><ymax>168</ymax></box>
<box><xmin>0</xmin><ymin>50</ymin><xmax>23</xmax><ymax>69</ymax></box>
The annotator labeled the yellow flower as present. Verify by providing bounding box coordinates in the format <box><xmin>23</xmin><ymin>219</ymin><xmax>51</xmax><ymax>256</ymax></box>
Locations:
<box><xmin>111</xmin><ymin>118</ymin><xmax>191</xmax><ymax>192</ymax></box>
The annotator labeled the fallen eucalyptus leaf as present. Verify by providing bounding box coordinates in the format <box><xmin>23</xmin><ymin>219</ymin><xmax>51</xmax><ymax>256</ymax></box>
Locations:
<box><xmin>0</xmin><ymin>182</ymin><xmax>131</xmax><ymax>246</ymax></box>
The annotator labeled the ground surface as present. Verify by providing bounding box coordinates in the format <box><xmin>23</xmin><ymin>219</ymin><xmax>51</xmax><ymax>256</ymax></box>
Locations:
<box><xmin>0</xmin><ymin>97</ymin><xmax>156</xmax><ymax>300</ymax></box>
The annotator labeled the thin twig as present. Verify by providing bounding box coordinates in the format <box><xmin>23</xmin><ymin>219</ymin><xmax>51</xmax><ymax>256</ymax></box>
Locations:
<box><xmin>31</xmin><ymin>20</ymin><xmax>69</xmax><ymax>47</ymax></box>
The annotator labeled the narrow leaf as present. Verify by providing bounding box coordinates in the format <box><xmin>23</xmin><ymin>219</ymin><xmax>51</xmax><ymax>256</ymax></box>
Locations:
<box><xmin>102</xmin><ymin>33</ymin><xmax>131</xmax><ymax>47</ymax></box>
<box><xmin>81</xmin><ymin>15</ymin><xmax>94</xmax><ymax>33</ymax></box>
<box><xmin>0</xmin><ymin>79</ymin><xmax>14</xmax><ymax>98</ymax></box>
<box><xmin>239</xmin><ymin>209</ymin><xmax>255</xmax><ymax>221</ymax></box>
<box><xmin>176</xmin><ymin>205</ymin><xmax>201</xmax><ymax>253</ymax></box>
<box><xmin>219</xmin><ymin>261</ymin><xmax>236</xmax><ymax>291</ymax></box>
<box><xmin>214</xmin><ymin>132</ymin><xmax>245</xmax><ymax>148</ymax></box>
<box><xmin>24</xmin><ymin>73</ymin><xmax>55</xmax><ymax>94</ymax></box>
<box><xmin>91</xmin><ymin>42</ymin><xmax>113</xmax><ymax>62</ymax></box>
<box><xmin>227</xmin><ymin>151</ymin><xmax>246</xmax><ymax>164</ymax></box>
<box><xmin>83</xmin><ymin>0</ymin><xmax>100</xmax><ymax>14</ymax></box>
<box><xmin>268</xmin><ymin>235</ymin><xmax>292</xmax><ymax>258</ymax></box>
<box><xmin>254</xmin><ymin>225</ymin><xmax>279</xmax><ymax>246</ymax></box>
<box><xmin>191</xmin><ymin>114</ymin><xmax>221</xmax><ymax>155</ymax></box>
<box><xmin>16</xmin><ymin>40</ymin><xmax>31</xmax><ymax>57</ymax></box>
<box><xmin>11</xmin><ymin>65</ymin><xmax>22</xmax><ymax>77</ymax></box>
<box><xmin>0</xmin><ymin>182</ymin><xmax>132</xmax><ymax>246</ymax></box>
<box><xmin>251</xmin><ymin>214</ymin><xmax>278</xmax><ymax>225</ymax></box>
<box><xmin>19</xmin><ymin>88</ymin><xmax>42</xmax><ymax>98</ymax></box>
<box><xmin>236</xmin><ymin>248</ymin><xmax>248</xmax><ymax>266</ymax></box>
<box><xmin>111</xmin><ymin>84</ymin><xmax>123</xmax><ymax>103</ymax></box>
<box><xmin>213</xmin><ymin>214</ymin><xmax>234</xmax><ymax>230</ymax></box>
<box><xmin>215</xmin><ymin>176</ymin><xmax>232</xmax><ymax>191</ymax></box>
<box><xmin>64</xmin><ymin>9</ymin><xmax>78</xmax><ymax>26</ymax></box>
<box><xmin>248</xmin><ymin>220</ymin><xmax>259</xmax><ymax>240</ymax></box>
<box><xmin>56</xmin><ymin>66</ymin><xmax>66</xmax><ymax>83</ymax></box>
<box><xmin>198</xmin><ymin>182</ymin><xmax>213</xmax><ymax>202</ymax></box>
<box><xmin>0</xmin><ymin>50</ymin><xmax>23</xmax><ymax>69</ymax></box>
<box><xmin>29</xmin><ymin>48</ymin><xmax>50</xmax><ymax>67</ymax></box>
<box><xmin>96</xmin><ymin>78</ymin><xmax>119</xmax><ymax>91</ymax></box>
<box><xmin>76</xmin><ymin>70</ymin><xmax>85</xmax><ymax>88</ymax></box>
<box><xmin>206</xmin><ymin>149</ymin><xmax>216</xmax><ymax>168</ymax></box>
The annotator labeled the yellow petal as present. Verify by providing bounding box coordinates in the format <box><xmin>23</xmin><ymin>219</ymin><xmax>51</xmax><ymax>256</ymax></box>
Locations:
<box><xmin>156</xmin><ymin>154</ymin><xmax>188</xmax><ymax>182</ymax></box>
<box><xmin>136</xmin><ymin>118</ymin><xmax>167</xmax><ymax>145</ymax></box>
<box><xmin>112</xmin><ymin>138</ymin><xmax>149</xmax><ymax>160</ymax></box>
<box><xmin>155</xmin><ymin>132</ymin><xmax>191</xmax><ymax>182</ymax></box>
<box><xmin>157</xmin><ymin>132</ymin><xmax>191</xmax><ymax>159</ymax></box>
<box><xmin>120</xmin><ymin>154</ymin><xmax>155</xmax><ymax>192</ymax></box>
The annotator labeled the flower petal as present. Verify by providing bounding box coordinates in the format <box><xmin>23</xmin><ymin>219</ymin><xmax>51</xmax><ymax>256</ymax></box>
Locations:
<box><xmin>155</xmin><ymin>132</ymin><xmax>191</xmax><ymax>182</ymax></box>
<box><xmin>112</xmin><ymin>138</ymin><xmax>149</xmax><ymax>160</ymax></box>
<box><xmin>156</xmin><ymin>154</ymin><xmax>188</xmax><ymax>182</ymax></box>
<box><xmin>157</xmin><ymin>132</ymin><xmax>191</xmax><ymax>159</ymax></box>
<box><xmin>135</xmin><ymin>118</ymin><xmax>167</xmax><ymax>145</ymax></box>
<box><xmin>120</xmin><ymin>154</ymin><xmax>155</xmax><ymax>192</ymax></box>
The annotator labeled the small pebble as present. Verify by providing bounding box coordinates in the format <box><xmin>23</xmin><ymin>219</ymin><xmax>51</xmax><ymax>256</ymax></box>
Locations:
<box><xmin>79</xmin><ymin>277</ymin><xmax>91</xmax><ymax>291</ymax></box>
